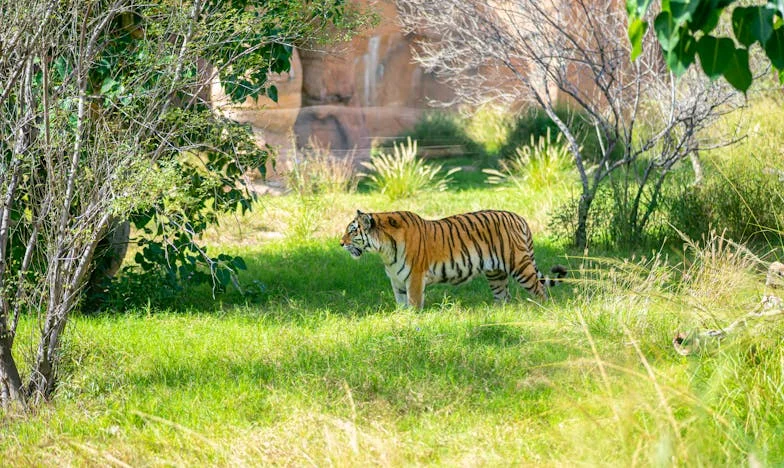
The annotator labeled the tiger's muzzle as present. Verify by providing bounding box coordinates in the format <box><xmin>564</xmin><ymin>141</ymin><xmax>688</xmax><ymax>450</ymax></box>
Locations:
<box><xmin>340</xmin><ymin>241</ymin><xmax>363</xmax><ymax>258</ymax></box>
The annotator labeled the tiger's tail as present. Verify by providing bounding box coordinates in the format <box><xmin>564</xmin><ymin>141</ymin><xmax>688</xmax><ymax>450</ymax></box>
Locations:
<box><xmin>539</xmin><ymin>264</ymin><xmax>567</xmax><ymax>288</ymax></box>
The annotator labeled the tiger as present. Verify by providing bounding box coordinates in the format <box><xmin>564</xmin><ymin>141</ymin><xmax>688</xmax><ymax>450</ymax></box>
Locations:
<box><xmin>340</xmin><ymin>209</ymin><xmax>566</xmax><ymax>308</ymax></box>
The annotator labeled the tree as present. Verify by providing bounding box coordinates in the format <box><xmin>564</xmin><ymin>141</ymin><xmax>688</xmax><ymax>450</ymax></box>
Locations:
<box><xmin>627</xmin><ymin>0</ymin><xmax>784</xmax><ymax>91</ymax></box>
<box><xmin>395</xmin><ymin>0</ymin><xmax>741</xmax><ymax>247</ymax></box>
<box><xmin>0</xmin><ymin>0</ymin><xmax>364</xmax><ymax>408</ymax></box>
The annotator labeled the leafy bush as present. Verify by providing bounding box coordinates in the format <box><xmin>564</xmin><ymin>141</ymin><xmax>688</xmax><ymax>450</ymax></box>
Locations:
<box><xmin>395</xmin><ymin>111</ymin><xmax>486</xmax><ymax>157</ymax></box>
<box><xmin>550</xmin><ymin>150</ymin><xmax>784</xmax><ymax>249</ymax></box>
<box><xmin>361</xmin><ymin>137</ymin><xmax>460</xmax><ymax>201</ymax></box>
<box><xmin>666</xmin><ymin>158</ymin><xmax>784</xmax><ymax>245</ymax></box>
<box><xmin>463</xmin><ymin>105</ymin><xmax>513</xmax><ymax>156</ymax></box>
<box><xmin>548</xmin><ymin>169</ymin><xmax>673</xmax><ymax>248</ymax></box>
<box><xmin>498</xmin><ymin>107</ymin><xmax>610</xmax><ymax>163</ymax></box>
<box><xmin>483</xmin><ymin>129</ymin><xmax>576</xmax><ymax>192</ymax></box>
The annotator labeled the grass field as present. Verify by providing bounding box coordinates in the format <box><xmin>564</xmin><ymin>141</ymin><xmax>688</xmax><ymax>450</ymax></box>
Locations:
<box><xmin>2</xmin><ymin>105</ymin><xmax>784</xmax><ymax>465</ymax></box>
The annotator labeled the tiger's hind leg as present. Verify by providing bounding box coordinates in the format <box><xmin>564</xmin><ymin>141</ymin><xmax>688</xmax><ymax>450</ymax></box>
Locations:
<box><xmin>510</xmin><ymin>259</ymin><xmax>547</xmax><ymax>299</ymax></box>
<box><xmin>485</xmin><ymin>270</ymin><xmax>510</xmax><ymax>302</ymax></box>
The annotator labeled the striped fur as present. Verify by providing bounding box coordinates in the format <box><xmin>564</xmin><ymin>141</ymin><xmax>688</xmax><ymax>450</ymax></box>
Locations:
<box><xmin>340</xmin><ymin>210</ymin><xmax>566</xmax><ymax>308</ymax></box>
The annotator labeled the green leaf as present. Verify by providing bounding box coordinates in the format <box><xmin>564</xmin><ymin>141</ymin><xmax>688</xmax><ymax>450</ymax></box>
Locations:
<box><xmin>670</xmin><ymin>0</ymin><xmax>700</xmax><ymax>23</ymax></box>
<box><xmin>100</xmin><ymin>77</ymin><xmax>119</xmax><ymax>95</ymax></box>
<box><xmin>697</xmin><ymin>35</ymin><xmax>735</xmax><ymax>79</ymax></box>
<box><xmin>732</xmin><ymin>7</ymin><xmax>755</xmax><ymax>46</ymax></box>
<box><xmin>750</xmin><ymin>6</ymin><xmax>775</xmax><ymax>44</ymax></box>
<box><xmin>667</xmin><ymin>33</ymin><xmax>698</xmax><ymax>76</ymax></box>
<box><xmin>654</xmin><ymin>11</ymin><xmax>679</xmax><ymax>51</ymax></box>
<box><xmin>765</xmin><ymin>26</ymin><xmax>784</xmax><ymax>68</ymax></box>
<box><xmin>689</xmin><ymin>0</ymin><xmax>724</xmax><ymax>33</ymax></box>
<box><xmin>53</xmin><ymin>56</ymin><xmax>72</xmax><ymax>81</ymax></box>
<box><xmin>215</xmin><ymin>267</ymin><xmax>232</xmax><ymax>287</ymax></box>
<box><xmin>231</xmin><ymin>257</ymin><xmax>247</xmax><ymax>270</ymax></box>
<box><xmin>723</xmin><ymin>47</ymin><xmax>752</xmax><ymax>91</ymax></box>
<box><xmin>733</xmin><ymin>6</ymin><xmax>774</xmax><ymax>47</ymax></box>
<box><xmin>266</xmin><ymin>84</ymin><xmax>278</xmax><ymax>102</ymax></box>
<box><xmin>629</xmin><ymin>17</ymin><xmax>649</xmax><ymax>60</ymax></box>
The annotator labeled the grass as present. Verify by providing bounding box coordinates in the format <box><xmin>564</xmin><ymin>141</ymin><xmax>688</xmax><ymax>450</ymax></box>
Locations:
<box><xmin>3</xmin><ymin>101</ymin><xmax>784</xmax><ymax>465</ymax></box>
<box><xmin>360</xmin><ymin>137</ymin><xmax>460</xmax><ymax>201</ymax></box>
<box><xmin>3</xmin><ymin>232</ymin><xmax>783</xmax><ymax>465</ymax></box>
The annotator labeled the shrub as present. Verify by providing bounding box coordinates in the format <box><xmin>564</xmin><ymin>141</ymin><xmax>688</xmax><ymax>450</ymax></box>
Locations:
<box><xmin>497</xmin><ymin>107</ymin><xmax>605</xmax><ymax>160</ymax></box>
<box><xmin>463</xmin><ymin>105</ymin><xmax>513</xmax><ymax>156</ymax></box>
<box><xmin>360</xmin><ymin>137</ymin><xmax>460</xmax><ymax>201</ymax></box>
<box><xmin>666</xmin><ymin>158</ymin><xmax>784</xmax><ymax>246</ymax></box>
<box><xmin>483</xmin><ymin>128</ymin><xmax>576</xmax><ymax>193</ymax></box>
<box><xmin>396</xmin><ymin>111</ymin><xmax>485</xmax><ymax>157</ymax></box>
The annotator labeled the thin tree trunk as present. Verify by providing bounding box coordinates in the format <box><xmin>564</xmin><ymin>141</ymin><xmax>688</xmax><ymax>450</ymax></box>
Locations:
<box><xmin>0</xmin><ymin>60</ymin><xmax>34</xmax><ymax>408</ymax></box>
<box><xmin>690</xmin><ymin>150</ymin><xmax>703</xmax><ymax>186</ymax></box>
<box><xmin>0</xmin><ymin>335</ymin><xmax>25</xmax><ymax>407</ymax></box>
<box><xmin>576</xmin><ymin>191</ymin><xmax>594</xmax><ymax>249</ymax></box>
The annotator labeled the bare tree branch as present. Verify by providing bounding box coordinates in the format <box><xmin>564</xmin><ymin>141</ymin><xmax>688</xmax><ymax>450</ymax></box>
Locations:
<box><xmin>396</xmin><ymin>0</ymin><xmax>742</xmax><ymax>246</ymax></box>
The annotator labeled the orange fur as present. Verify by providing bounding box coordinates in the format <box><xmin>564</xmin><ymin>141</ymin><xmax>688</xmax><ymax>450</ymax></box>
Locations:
<box><xmin>340</xmin><ymin>210</ymin><xmax>566</xmax><ymax>308</ymax></box>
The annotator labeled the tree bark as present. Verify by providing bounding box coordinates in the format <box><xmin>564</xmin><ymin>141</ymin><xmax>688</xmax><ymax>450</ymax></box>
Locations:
<box><xmin>575</xmin><ymin>191</ymin><xmax>594</xmax><ymax>249</ymax></box>
<box><xmin>0</xmin><ymin>335</ymin><xmax>25</xmax><ymax>407</ymax></box>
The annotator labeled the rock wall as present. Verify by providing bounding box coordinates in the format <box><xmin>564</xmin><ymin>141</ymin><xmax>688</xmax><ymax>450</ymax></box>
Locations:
<box><xmin>209</xmin><ymin>0</ymin><xmax>453</xmax><ymax>165</ymax></box>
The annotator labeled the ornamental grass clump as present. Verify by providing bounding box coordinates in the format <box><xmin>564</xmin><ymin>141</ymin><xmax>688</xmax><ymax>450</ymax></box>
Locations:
<box><xmin>361</xmin><ymin>137</ymin><xmax>460</xmax><ymax>201</ymax></box>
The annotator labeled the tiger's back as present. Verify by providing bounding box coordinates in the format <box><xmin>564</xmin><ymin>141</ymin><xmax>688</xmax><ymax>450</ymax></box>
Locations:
<box><xmin>340</xmin><ymin>210</ymin><xmax>566</xmax><ymax>308</ymax></box>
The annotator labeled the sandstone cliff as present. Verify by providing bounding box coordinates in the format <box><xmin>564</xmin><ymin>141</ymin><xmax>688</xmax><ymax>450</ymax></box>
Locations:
<box><xmin>209</xmin><ymin>0</ymin><xmax>453</xmax><ymax>164</ymax></box>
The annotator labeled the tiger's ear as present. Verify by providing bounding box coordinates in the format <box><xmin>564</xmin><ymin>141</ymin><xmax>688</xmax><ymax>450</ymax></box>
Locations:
<box><xmin>357</xmin><ymin>210</ymin><xmax>374</xmax><ymax>229</ymax></box>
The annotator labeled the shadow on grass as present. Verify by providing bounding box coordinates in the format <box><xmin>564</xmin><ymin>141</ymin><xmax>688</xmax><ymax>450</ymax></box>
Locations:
<box><xmin>118</xmin><ymin>316</ymin><xmax>581</xmax><ymax>421</ymax></box>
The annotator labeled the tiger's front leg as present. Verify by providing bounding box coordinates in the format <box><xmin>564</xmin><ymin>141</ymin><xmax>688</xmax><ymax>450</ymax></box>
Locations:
<box><xmin>406</xmin><ymin>271</ymin><xmax>426</xmax><ymax>309</ymax></box>
<box><xmin>391</xmin><ymin>280</ymin><xmax>408</xmax><ymax>305</ymax></box>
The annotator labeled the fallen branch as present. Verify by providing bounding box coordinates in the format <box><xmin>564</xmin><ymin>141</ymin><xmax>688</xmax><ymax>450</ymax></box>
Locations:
<box><xmin>673</xmin><ymin>294</ymin><xmax>783</xmax><ymax>356</ymax></box>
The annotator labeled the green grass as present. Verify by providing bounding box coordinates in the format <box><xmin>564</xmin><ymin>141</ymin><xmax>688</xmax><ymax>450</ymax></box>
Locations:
<box><xmin>3</xmin><ymin>232</ymin><xmax>783</xmax><ymax>465</ymax></box>
<box><xmin>3</xmin><ymin>101</ymin><xmax>784</xmax><ymax>465</ymax></box>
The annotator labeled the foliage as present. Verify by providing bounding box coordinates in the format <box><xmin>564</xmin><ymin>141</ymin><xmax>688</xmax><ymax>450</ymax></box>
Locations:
<box><xmin>627</xmin><ymin>0</ymin><xmax>784</xmax><ymax>91</ymax></box>
<box><xmin>463</xmin><ymin>105</ymin><xmax>513</xmax><ymax>156</ymax></box>
<box><xmin>397</xmin><ymin>0</ymin><xmax>741</xmax><ymax>248</ymax></box>
<box><xmin>667</xmin><ymin>155</ymin><xmax>784</xmax><ymax>245</ymax></box>
<box><xmin>92</xmin><ymin>0</ymin><xmax>368</xmax><ymax>305</ymax></box>
<box><xmin>484</xmin><ymin>129</ymin><xmax>577</xmax><ymax>193</ymax></box>
<box><xmin>0</xmin><ymin>0</ymin><xmax>365</xmax><ymax>406</ymax></box>
<box><xmin>360</xmin><ymin>138</ymin><xmax>460</xmax><ymax>201</ymax></box>
<box><xmin>395</xmin><ymin>112</ymin><xmax>486</xmax><ymax>157</ymax></box>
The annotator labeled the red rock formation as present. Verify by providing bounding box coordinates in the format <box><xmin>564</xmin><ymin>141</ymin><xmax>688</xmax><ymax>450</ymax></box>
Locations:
<box><xmin>210</xmin><ymin>0</ymin><xmax>453</xmax><ymax>163</ymax></box>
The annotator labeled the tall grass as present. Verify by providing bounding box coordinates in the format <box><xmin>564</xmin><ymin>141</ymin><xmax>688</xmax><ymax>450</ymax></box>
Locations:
<box><xmin>283</xmin><ymin>138</ymin><xmax>359</xmax><ymax>196</ymax></box>
<box><xmin>360</xmin><ymin>137</ymin><xmax>460</xmax><ymax>201</ymax></box>
<box><xmin>4</xmin><ymin>230</ymin><xmax>783</xmax><ymax>465</ymax></box>
<box><xmin>663</xmin><ymin>95</ymin><xmax>784</xmax><ymax>248</ymax></box>
<box><xmin>3</xmin><ymin>93</ymin><xmax>784</xmax><ymax>467</ymax></box>
<box><xmin>279</xmin><ymin>138</ymin><xmax>359</xmax><ymax>241</ymax></box>
<box><xmin>484</xmin><ymin>128</ymin><xmax>576</xmax><ymax>193</ymax></box>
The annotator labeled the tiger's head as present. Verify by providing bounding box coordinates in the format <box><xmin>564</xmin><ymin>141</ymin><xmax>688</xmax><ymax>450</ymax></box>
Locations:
<box><xmin>340</xmin><ymin>210</ymin><xmax>376</xmax><ymax>259</ymax></box>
